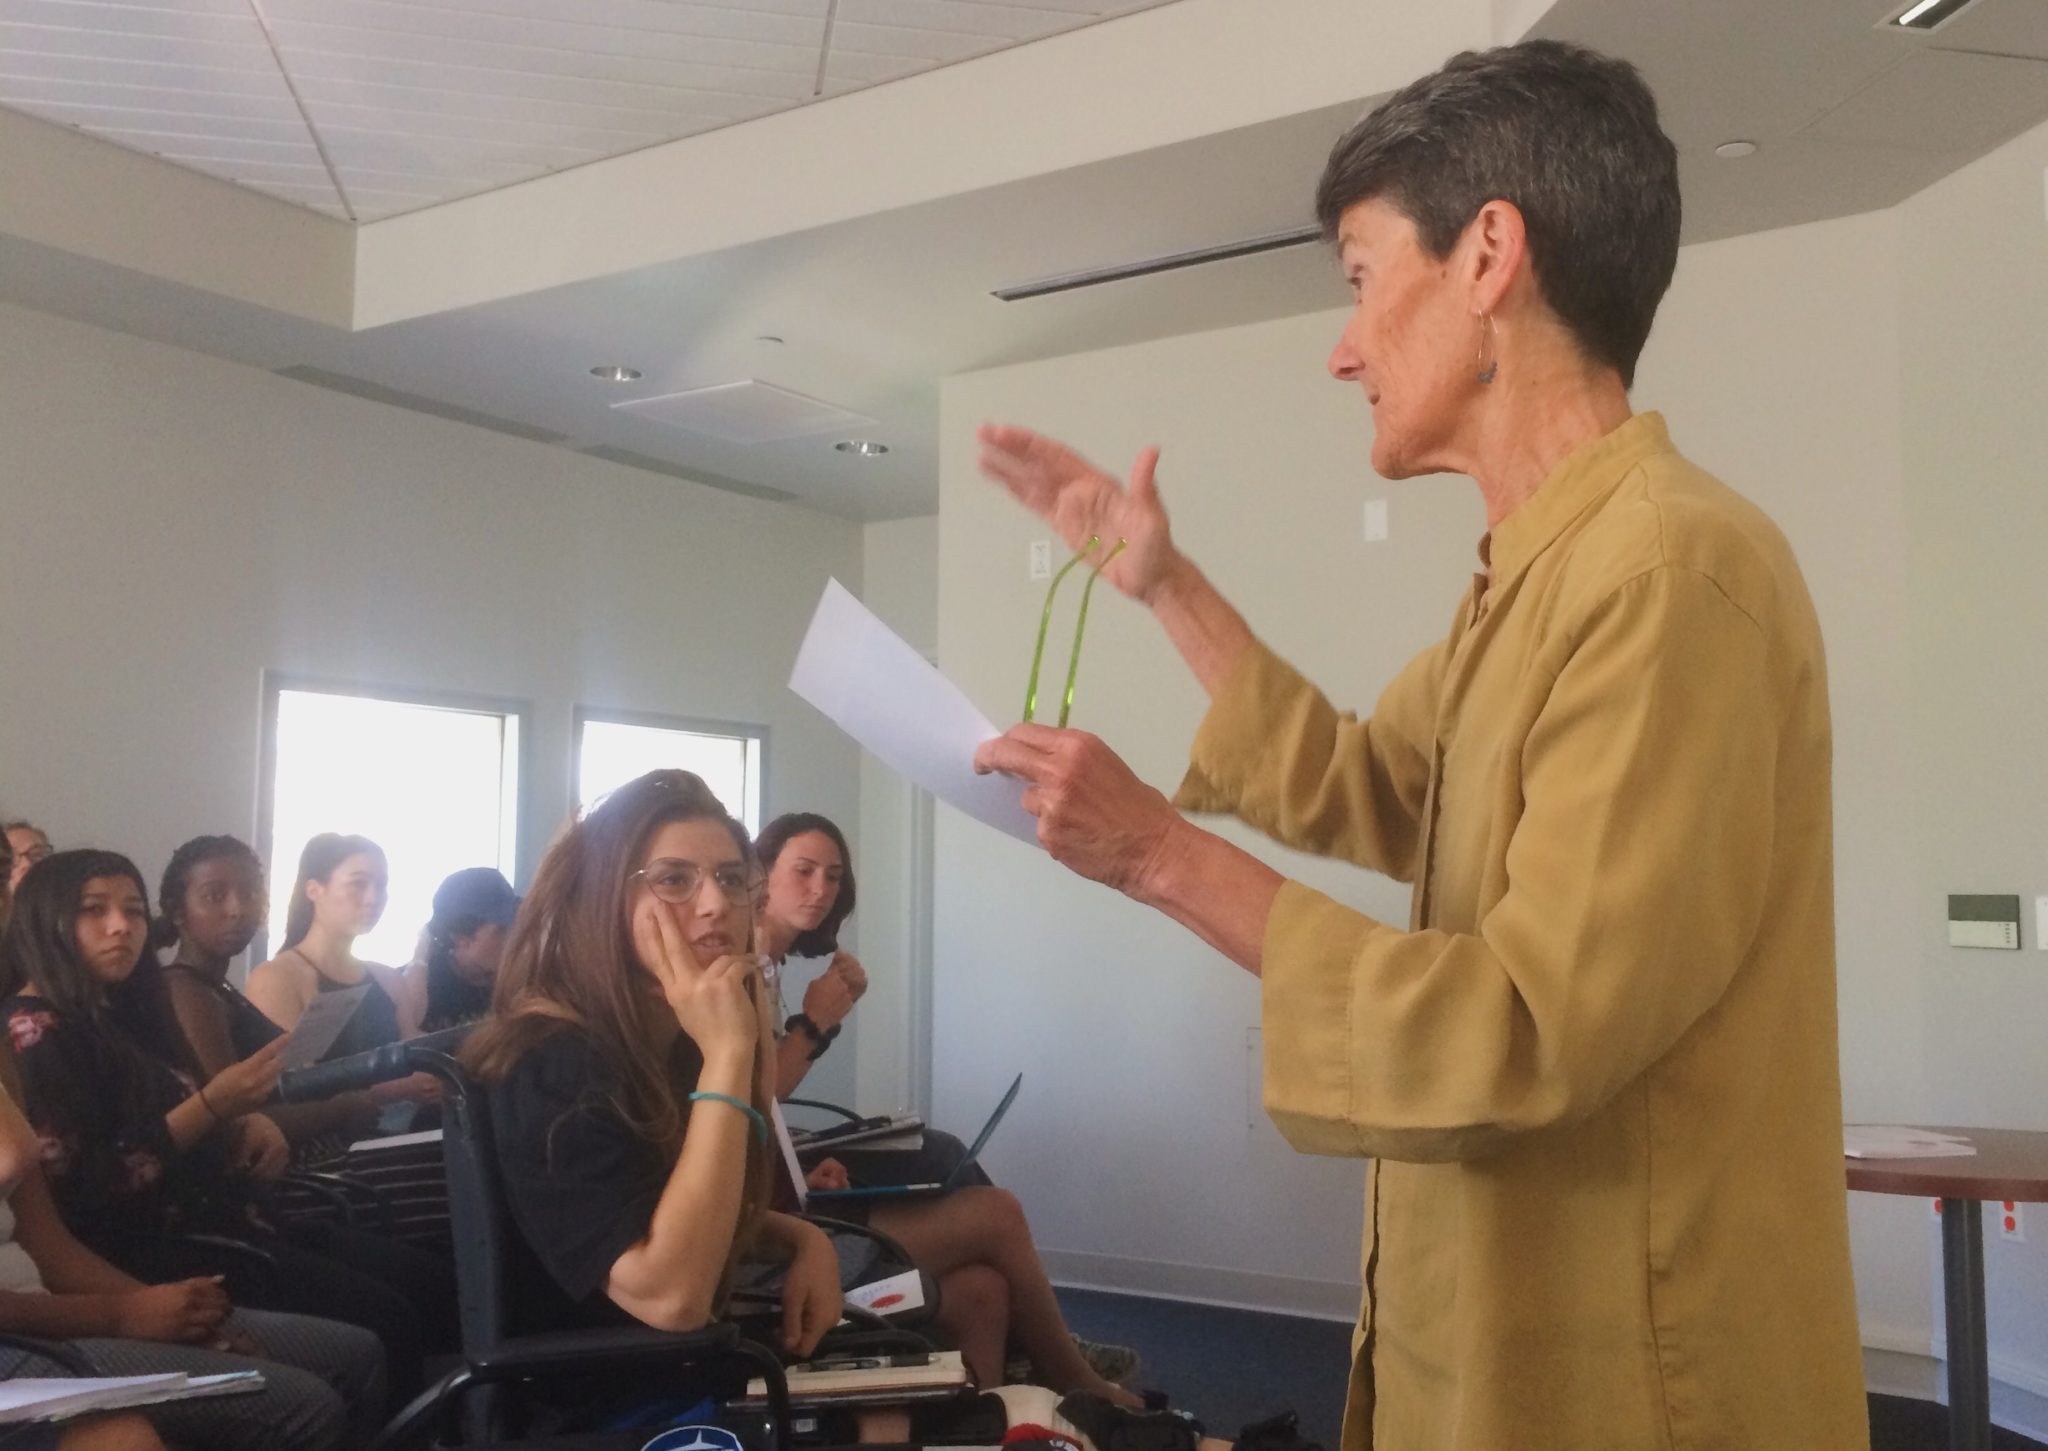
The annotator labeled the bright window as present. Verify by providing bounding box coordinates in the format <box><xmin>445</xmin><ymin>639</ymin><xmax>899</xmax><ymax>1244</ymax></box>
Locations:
<box><xmin>576</xmin><ymin>713</ymin><xmax>764</xmax><ymax>834</ymax></box>
<box><xmin>261</xmin><ymin>682</ymin><xmax>522</xmax><ymax>967</ymax></box>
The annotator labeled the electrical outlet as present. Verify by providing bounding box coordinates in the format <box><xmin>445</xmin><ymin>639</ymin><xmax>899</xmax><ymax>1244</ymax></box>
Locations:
<box><xmin>1028</xmin><ymin>540</ymin><xmax>1052</xmax><ymax>581</ymax></box>
<box><xmin>1363</xmin><ymin>498</ymin><xmax>1389</xmax><ymax>543</ymax></box>
<box><xmin>2001</xmin><ymin>1201</ymin><xmax>2025</xmax><ymax>1243</ymax></box>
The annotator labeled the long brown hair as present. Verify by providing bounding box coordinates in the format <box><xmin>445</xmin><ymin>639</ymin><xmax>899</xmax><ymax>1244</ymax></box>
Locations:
<box><xmin>461</xmin><ymin>771</ymin><xmax>774</xmax><ymax>1272</ymax></box>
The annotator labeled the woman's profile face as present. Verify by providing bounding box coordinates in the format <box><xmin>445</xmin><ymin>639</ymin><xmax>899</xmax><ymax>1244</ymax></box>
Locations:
<box><xmin>763</xmin><ymin>831</ymin><xmax>844</xmax><ymax>936</ymax></box>
<box><xmin>309</xmin><ymin>852</ymin><xmax>388</xmax><ymax>938</ymax></box>
<box><xmin>627</xmin><ymin>817</ymin><xmax>755</xmax><ymax>981</ymax></box>
<box><xmin>73</xmin><ymin>874</ymin><xmax>149</xmax><ymax>986</ymax></box>
<box><xmin>1327</xmin><ymin>197</ymin><xmax>1479</xmax><ymax>482</ymax></box>
<box><xmin>450</xmin><ymin>921</ymin><xmax>509</xmax><ymax>987</ymax></box>
<box><xmin>181</xmin><ymin>856</ymin><xmax>267</xmax><ymax>961</ymax></box>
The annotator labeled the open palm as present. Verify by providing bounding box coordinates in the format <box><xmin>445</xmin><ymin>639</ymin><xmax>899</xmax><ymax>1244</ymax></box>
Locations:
<box><xmin>976</xmin><ymin>424</ymin><xmax>1180</xmax><ymax>603</ymax></box>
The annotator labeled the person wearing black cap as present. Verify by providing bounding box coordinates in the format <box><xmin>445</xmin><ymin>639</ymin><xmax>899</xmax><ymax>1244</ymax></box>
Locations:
<box><xmin>404</xmin><ymin>868</ymin><xmax>520</xmax><ymax>1036</ymax></box>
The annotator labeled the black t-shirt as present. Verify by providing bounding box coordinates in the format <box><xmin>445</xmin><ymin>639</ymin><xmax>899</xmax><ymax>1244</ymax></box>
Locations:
<box><xmin>489</xmin><ymin>1027</ymin><xmax>704</xmax><ymax>1331</ymax></box>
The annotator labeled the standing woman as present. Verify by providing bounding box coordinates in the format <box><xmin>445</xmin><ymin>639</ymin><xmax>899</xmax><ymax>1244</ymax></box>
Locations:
<box><xmin>156</xmin><ymin>837</ymin><xmax>380</xmax><ymax>1148</ymax></box>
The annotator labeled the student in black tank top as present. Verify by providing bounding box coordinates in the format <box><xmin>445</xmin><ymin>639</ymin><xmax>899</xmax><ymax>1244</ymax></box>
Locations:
<box><xmin>245</xmin><ymin>835</ymin><xmax>436</xmax><ymax>1109</ymax></box>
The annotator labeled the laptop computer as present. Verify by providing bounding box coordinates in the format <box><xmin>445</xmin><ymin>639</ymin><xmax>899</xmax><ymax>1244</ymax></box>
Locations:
<box><xmin>806</xmin><ymin>1073</ymin><xmax>1023</xmax><ymax>1203</ymax></box>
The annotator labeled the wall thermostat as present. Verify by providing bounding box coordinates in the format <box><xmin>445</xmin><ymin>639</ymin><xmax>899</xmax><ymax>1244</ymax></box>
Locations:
<box><xmin>1947</xmin><ymin>894</ymin><xmax>2021</xmax><ymax>950</ymax></box>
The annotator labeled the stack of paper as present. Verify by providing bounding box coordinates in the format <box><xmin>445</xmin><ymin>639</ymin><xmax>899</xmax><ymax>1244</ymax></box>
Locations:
<box><xmin>1843</xmin><ymin>1126</ymin><xmax>1976</xmax><ymax>1160</ymax></box>
<box><xmin>0</xmin><ymin>1371</ymin><xmax>263</xmax><ymax>1424</ymax></box>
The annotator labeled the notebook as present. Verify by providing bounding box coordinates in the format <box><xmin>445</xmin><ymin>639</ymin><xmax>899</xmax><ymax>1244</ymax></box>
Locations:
<box><xmin>806</xmin><ymin>1074</ymin><xmax>1021</xmax><ymax>1203</ymax></box>
<box><xmin>0</xmin><ymin>1371</ymin><xmax>264</xmax><ymax>1424</ymax></box>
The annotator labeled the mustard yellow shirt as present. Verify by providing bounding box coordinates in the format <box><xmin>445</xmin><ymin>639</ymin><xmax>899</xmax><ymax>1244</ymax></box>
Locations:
<box><xmin>1176</xmin><ymin>413</ymin><xmax>1867</xmax><ymax>1451</ymax></box>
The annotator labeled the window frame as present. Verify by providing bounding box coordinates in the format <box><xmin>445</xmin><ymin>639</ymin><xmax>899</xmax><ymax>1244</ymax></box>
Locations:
<box><xmin>253</xmin><ymin>670</ymin><xmax>532</xmax><ymax>965</ymax></box>
<box><xmin>571</xmin><ymin>705</ymin><xmax>770</xmax><ymax>836</ymax></box>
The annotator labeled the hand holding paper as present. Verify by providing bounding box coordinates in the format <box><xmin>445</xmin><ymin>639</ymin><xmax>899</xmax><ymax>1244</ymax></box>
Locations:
<box><xmin>789</xmin><ymin>580</ymin><xmax>1037</xmax><ymax>844</ymax></box>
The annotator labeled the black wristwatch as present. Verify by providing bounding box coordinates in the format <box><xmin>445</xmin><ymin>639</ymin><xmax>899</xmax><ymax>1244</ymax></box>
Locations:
<box><xmin>786</xmin><ymin>1012</ymin><xmax>841</xmax><ymax>1062</ymax></box>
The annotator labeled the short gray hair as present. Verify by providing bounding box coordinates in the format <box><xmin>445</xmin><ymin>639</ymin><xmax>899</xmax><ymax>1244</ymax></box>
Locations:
<box><xmin>1316</xmin><ymin>40</ymin><xmax>1679</xmax><ymax>388</ymax></box>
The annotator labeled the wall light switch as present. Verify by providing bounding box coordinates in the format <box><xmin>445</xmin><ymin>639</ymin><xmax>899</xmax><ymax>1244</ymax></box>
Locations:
<box><xmin>1028</xmin><ymin>540</ymin><xmax>1052</xmax><ymax>581</ymax></box>
<box><xmin>1948</xmin><ymin>894</ymin><xmax>2021</xmax><ymax>950</ymax></box>
<box><xmin>1364</xmin><ymin>499</ymin><xmax>1389</xmax><ymax>543</ymax></box>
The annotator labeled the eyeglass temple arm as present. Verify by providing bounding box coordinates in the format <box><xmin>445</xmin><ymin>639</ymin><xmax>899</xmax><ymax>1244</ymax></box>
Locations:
<box><xmin>1023</xmin><ymin>536</ymin><xmax>1101</xmax><ymax>723</ymax></box>
<box><xmin>1058</xmin><ymin>540</ymin><xmax>1126</xmax><ymax>728</ymax></box>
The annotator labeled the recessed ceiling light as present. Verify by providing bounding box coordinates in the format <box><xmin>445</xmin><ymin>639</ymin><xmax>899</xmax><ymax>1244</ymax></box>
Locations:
<box><xmin>1714</xmin><ymin>140</ymin><xmax>1759</xmax><ymax>160</ymax></box>
<box><xmin>1889</xmin><ymin>0</ymin><xmax>1977</xmax><ymax>29</ymax></box>
<box><xmin>590</xmin><ymin>365</ymin><xmax>642</xmax><ymax>382</ymax></box>
<box><xmin>835</xmin><ymin>440</ymin><xmax>889</xmax><ymax>457</ymax></box>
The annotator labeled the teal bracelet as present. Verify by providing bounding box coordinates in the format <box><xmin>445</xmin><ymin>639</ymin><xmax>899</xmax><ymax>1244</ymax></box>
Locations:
<box><xmin>689</xmin><ymin>1090</ymin><xmax>768</xmax><ymax>1145</ymax></box>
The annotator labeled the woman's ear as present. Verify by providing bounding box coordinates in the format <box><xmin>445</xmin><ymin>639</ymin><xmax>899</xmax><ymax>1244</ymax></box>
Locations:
<box><xmin>1466</xmin><ymin>199</ymin><xmax>1530</xmax><ymax>318</ymax></box>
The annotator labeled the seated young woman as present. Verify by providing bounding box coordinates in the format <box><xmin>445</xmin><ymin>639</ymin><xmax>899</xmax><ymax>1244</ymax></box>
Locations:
<box><xmin>246</xmin><ymin>834</ymin><xmax>436</xmax><ymax>1115</ymax></box>
<box><xmin>401</xmin><ymin>867</ymin><xmax>518</xmax><ymax>1037</ymax></box>
<box><xmin>155</xmin><ymin>836</ymin><xmax>380</xmax><ymax>1151</ymax></box>
<box><xmin>466</xmin><ymin>774</ymin><xmax>1140</xmax><ymax>1404</ymax></box>
<box><xmin>0</xmin><ymin>1065</ymin><xmax>386</xmax><ymax>1450</ymax></box>
<box><xmin>0</xmin><ymin>849</ymin><xmax>454</xmax><ymax>1401</ymax></box>
<box><xmin>462</xmin><ymin>771</ymin><xmax>840</xmax><ymax>1360</ymax></box>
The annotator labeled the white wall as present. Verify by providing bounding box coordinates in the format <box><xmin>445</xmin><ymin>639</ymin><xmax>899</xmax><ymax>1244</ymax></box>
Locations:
<box><xmin>931</xmin><ymin>117</ymin><xmax>2048</xmax><ymax>1412</ymax></box>
<box><xmin>849</xmin><ymin>516</ymin><xmax>940</xmax><ymax>1115</ymax></box>
<box><xmin>0</xmin><ymin>302</ymin><xmax>866</xmax><ymax>1053</ymax></box>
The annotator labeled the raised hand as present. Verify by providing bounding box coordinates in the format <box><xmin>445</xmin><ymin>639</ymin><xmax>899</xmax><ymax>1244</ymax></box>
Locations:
<box><xmin>635</xmin><ymin>902</ymin><xmax>758</xmax><ymax>1062</ymax></box>
<box><xmin>800</xmin><ymin>952</ymin><xmax>866</xmax><ymax>1031</ymax></box>
<box><xmin>977</xmin><ymin>425</ymin><xmax>1183</xmax><ymax>604</ymax></box>
<box><xmin>201</xmin><ymin>1037</ymin><xmax>287</xmax><ymax>1120</ymax></box>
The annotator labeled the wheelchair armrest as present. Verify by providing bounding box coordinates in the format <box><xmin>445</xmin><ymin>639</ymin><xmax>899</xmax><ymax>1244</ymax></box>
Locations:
<box><xmin>467</xmin><ymin>1322</ymin><xmax>740</xmax><ymax>1375</ymax></box>
<box><xmin>296</xmin><ymin>1169</ymin><xmax>398</xmax><ymax>1237</ymax></box>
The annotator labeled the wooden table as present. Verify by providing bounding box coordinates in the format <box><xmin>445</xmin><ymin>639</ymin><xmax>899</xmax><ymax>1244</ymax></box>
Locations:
<box><xmin>1846</xmin><ymin>1126</ymin><xmax>2048</xmax><ymax>1451</ymax></box>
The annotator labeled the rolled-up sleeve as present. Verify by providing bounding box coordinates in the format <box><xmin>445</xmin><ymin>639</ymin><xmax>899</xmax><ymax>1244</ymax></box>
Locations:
<box><xmin>1174</xmin><ymin>637</ymin><xmax>1446</xmax><ymax>882</ymax></box>
<box><xmin>1257</xmin><ymin>567</ymin><xmax>1779</xmax><ymax>1162</ymax></box>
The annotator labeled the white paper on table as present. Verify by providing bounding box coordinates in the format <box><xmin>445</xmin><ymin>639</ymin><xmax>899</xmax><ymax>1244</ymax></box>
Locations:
<box><xmin>1843</xmin><ymin>1126</ymin><xmax>1977</xmax><ymax>1160</ymax></box>
<box><xmin>790</xmin><ymin>580</ymin><xmax>1036</xmax><ymax>844</ymax></box>
<box><xmin>844</xmin><ymin>1269</ymin><xmax>926</xmax><ymax>1316</ymax></box>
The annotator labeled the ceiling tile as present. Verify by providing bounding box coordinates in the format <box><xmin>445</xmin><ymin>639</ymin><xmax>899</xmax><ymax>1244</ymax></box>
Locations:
<box><xmin>291</xmin><ymin>72</ymin><xmax>748</xmax><ymax>131</ymax></box>
<box><xmin>282</xmin><ymin>47</ymin><xmax>808</xmax><ymax>112</ymax></box>
<box><xmin>0</xmin><ymin>49</ymin><xmax>296</xmax><ymax>97</ymax></box>
<box><xmin>0</xmin><ymin>19</ymin><xmax>274</xmax><ymax>73</ymax></box>
<box><xmin>0</xmin><ymin>0</ymin><xmax>259</xmax><ymax>45</ymax></box>
<box><xmin>10</xmin><ymin>98</ymin><xmax>314</xmax><ymax>142</ymax></box>
<box><xmin>90</xmin><ymin>128</ymin><xmax>323</xmax><ymax>168</ymax></box>
<box><xmin>834</xmin><ymin>0</ymin><xmax>1075</xmax><ymax>47</ymax></box>
<box><xmin>0</xmin><ymin>78</ymin><xmax>305</xmax><ymax>124</ymax></box>
<box><xmin>1800</xmin><ymin>47</ymin><xmax>2048</xmax><ymax>152</ymax></box>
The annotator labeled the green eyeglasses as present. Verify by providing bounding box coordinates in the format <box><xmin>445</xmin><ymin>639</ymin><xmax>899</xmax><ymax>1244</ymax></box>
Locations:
<box><xmin>1024</xmin><ymin>535</ymin><xmax>1127</xmax><ymax>728</ymax></box>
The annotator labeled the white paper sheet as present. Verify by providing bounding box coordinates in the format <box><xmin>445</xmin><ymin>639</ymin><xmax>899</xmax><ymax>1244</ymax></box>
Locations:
<box><xmin>279</xmin><ymin>984</ymin><xmax>371</xmax><ymax>1070</ymax></box>
<box><xmin>1843</xmin><ymin>1126</ymin><xmax>1977</xmax><ymax>1160</ymax></box>
<box><xmin>790</xmin><ymin>580</ymin><xmax>1037</xmax><ymax>844</ymax></box>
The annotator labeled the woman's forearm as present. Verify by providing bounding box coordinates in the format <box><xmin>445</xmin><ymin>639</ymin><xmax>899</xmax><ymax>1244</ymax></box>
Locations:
<box><xmin>0</xmin><ymin>1288</ymin><xmax>127</xmax><ymax>1340</ymax></box>
<box><xmin>773</xmin><ymin>1034</ymin><xmax>813</xmax><ymax>1099</ymax></box>
<box><xmin>606</xmin><ymin>1049</ymin><xmax>757</xmax><ymax>1329</ymax></box>
<box><xmin>1150</xmin><ymin>558</ymin><xmax>1256</xmax><ymax>698</ymax></box>
<box><xmin>163</xmin><ymin>1093</ymin><xmax>218</xmax><ymax>1153</ymax></box>
<box><xmin>1134</xmin><ymin>819</ymin><xmax>1286</xmax><ymax>976</ymax></box>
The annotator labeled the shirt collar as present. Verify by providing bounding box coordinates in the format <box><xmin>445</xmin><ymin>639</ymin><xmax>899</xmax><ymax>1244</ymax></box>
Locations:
<box><xmin>1482</xmin><ymin>411</ymin><xmax>1673</xmax><ymax>589</ymax></box>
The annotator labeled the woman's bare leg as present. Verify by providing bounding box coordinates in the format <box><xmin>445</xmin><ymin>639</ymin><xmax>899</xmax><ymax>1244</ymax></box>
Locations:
<box><xmin>872</xmin><ymin>1187</ymin><xmax>1140</xmax><ymax>1406</ymax></box>
<box><xmin>60</xmin><ymin>1416</ymin><xmax>166</xmax><ymax>1451</ymax></box>
<box><xmin>934</xmin><ymin>1262</ymin><xmax>1010</xmax><ymax>1387</ymax></box>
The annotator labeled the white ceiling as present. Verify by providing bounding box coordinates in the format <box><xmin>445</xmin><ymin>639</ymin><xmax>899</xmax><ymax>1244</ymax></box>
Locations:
<box><xmin>0</xmin><ymin>0</ymin><xmax>1178</xmax><ymax>221</ymax></box>
<box><xmin>2</xmin><ymin>0</ymin><xmax>2046</xmax><ymax>521</ymax></box>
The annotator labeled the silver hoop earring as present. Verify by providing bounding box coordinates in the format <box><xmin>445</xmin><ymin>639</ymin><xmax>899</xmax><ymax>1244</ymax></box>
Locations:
<box><xmin>1476</xmin><ymin>315</ymin><xmax>1498</xmax><ymax>386</ymax></box>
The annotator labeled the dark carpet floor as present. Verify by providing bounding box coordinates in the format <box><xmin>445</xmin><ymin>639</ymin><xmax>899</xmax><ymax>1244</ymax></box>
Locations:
<box><xmin>1053</xmin><ymin>1288</ymin><xmax>2047</xmax><ymax>1451</ymax></box>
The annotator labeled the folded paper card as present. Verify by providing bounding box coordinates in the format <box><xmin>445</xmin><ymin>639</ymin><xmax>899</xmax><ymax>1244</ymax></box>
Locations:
<box><xmin>790</xmin><ymin>580</ymin><xmax>1036</xmax><ymax>844</ymax></box>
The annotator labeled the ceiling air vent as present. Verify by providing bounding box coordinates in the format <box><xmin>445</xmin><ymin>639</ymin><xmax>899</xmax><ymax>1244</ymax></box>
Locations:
<box><xmin>1885</xmin><ymin>0</ymin><xmax>1983</xmax><ymax>31</ymax></box>
<box><xmin>993</xmin><ymin>224</ymin><xmax>1322</xmax><ymax>302</ymax></box>
<box><xmin>610</xmin><ymin>379</ymin><xmax>875</xmax><ymax>445</ymax></box>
